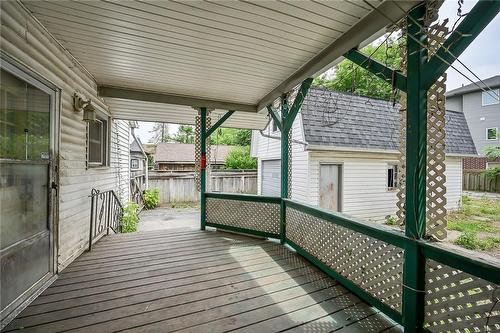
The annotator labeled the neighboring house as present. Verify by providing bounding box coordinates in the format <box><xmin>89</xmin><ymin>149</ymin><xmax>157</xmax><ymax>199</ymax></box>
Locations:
<box><xmin>154</xmin><ymin>142</ymin><xmax>234</xmax><ymax>171</ymax></box>
<box><xmin>251</xmin><ymin>88</ymin><xmax>477</xmax><ymax>223</ymax></box>
<box><xmin>130</xmin><ymin>127</ymin><xmax>148</xmax><ymax>198</ymax></box>
<box><xmin>446</xmin><ymin>75</ymin><xmax>500</xmax><ymax>169</ymax></box>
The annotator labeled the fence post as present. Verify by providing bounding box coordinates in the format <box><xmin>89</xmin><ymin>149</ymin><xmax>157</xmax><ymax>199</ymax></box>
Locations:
<box><xmin>402</xmin><ymin>4</ymin><xmax>427</xmax><ymax>332</ymax></box>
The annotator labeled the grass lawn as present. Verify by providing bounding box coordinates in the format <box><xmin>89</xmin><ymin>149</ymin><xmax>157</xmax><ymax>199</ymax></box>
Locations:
<box><xmin>448</xmin><ymin>195</ymin><xmax>500</xmax><ymax>252</ymax></box>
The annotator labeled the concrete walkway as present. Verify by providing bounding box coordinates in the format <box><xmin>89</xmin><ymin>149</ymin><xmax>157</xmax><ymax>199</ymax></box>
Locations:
<box><xmin>138</xmin><ymin>206</ymin><xmax>200</xmax><ymax>232</ymax></box>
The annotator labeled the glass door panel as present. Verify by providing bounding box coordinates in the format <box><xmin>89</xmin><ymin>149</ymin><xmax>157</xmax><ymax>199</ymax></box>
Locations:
<box><xmin>0</xmin><ymin>67</ymin><xmax>53</xmax><ymax>317</ymax></box>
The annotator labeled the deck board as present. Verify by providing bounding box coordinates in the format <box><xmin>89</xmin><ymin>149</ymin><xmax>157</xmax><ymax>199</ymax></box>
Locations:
<box><xmin>3</xmin><ymin>229</ymin><xmax>402</xmax><ymax>333</ymax></box>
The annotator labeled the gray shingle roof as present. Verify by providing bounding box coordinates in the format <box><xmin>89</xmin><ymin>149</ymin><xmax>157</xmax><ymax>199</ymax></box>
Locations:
<box><xmin>446</xmin><ymin>75</ymin><xmax>500</xmax><ymax>97</ymax></box>
<box><xmin>301</xmin><ymin>88</ymin><xmax>477</xmax><ymax>155</ymax></box>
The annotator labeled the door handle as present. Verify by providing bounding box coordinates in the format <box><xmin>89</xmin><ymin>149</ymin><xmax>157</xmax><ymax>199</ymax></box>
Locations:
<box><xmin>51</xmin><ymin>182</ymin><xmax>58</xmax><ymax>195</ymax></box>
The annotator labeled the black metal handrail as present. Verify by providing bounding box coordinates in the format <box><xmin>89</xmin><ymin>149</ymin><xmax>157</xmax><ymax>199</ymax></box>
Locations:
<box><xmin>88</xmin><ymin>188</ymin><xmax>123</xmax><ymax>251</ymax></box>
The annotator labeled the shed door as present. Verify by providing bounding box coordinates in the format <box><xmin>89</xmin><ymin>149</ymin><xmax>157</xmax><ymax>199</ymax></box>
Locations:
<box><xmin>0</xmin><ymin>64</ymin><xmax>56</xmax><ymax>320</ymax></box>
<box><xmin>319</xmin><ymin>164</ymin><xmax>341</xmax><ymax>212</ymax></box>
<box><xmin>261</xmin><ymin>159</ymin><xmax>281</xmax><ymax>196</ymax></box>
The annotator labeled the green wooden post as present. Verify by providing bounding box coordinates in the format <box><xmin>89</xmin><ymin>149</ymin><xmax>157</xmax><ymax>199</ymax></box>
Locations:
<box><xmin>200</xmin><ymin>107</ymin><xmax>207</xmax><ymax>230</ymax></box>
<box><xmin>402</xmin><ymin>5</ymin><xmax>427</xmax><ymax>332</ymax></box>
<box><xmin>280</xmin><ymin>94</ymin><xmax>289</xmax><ymax>245</ymax></box>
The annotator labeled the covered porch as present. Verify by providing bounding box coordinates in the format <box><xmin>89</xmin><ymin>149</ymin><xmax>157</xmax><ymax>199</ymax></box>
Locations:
<box><xmin>4</xmin><ymin>228</ymin><xmax>398</xmax><ymax>332</ymax></box>
<box><xmin>1</xmin><ymin>0</ymin><xmax>499</xmax><ymax>332</ymax></box>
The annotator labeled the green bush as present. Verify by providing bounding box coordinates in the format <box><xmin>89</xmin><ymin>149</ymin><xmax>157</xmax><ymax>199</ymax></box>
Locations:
<box><xmin>144</xmin><ymin>188</ymin><xmax>160</xmax><ymax>210</ymax></box>
<box><xmin>224</xmin><ymin>146</ymin><xmax>257</xmax><ymax>169</ymax></box>
<box><xmin>122</xmin><ymin>202</ymin><xmax>140</xmax><ymax>233</ymax></box>
<box><xmin>385</xmin><ymin>215</ymin><xmax>398</xmax><ymax>226</ymax></box>
<box><xmin>483</xmin><ymin>166</ymin><xmax>500</xmax><ymax>178</ymax></box>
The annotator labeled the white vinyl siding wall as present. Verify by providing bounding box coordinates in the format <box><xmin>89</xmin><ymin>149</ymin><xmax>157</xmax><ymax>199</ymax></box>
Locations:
<box><xmin>308</xmin><ymin>151</ymin><xmax>399</xmax><ymax>222</ymax></box>
<box><xmin>1</xmin><ymin>1</ymin><xmax>130</xmax><ymax>271</ymax></box>
<box><xmin>252</xmin><ymin>114</ymin><xmax>309</xmax><ymax>200</ymax></box>
<box><xmin>308</xmin><ymin>152</ymin><xmax>463</xmax><ymax>222</ymax></box>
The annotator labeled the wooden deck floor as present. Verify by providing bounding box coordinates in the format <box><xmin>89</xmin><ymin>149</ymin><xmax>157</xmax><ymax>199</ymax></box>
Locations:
<box><xmin>4</xmin><ymin>229</ymin><xmax>402</xmax><ymax>333</ymax></box>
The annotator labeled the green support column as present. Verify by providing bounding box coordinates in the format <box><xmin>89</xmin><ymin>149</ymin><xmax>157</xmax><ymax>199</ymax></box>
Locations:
<box><xmin>402</xmin><ymin>5</ymin><xmax>427</xmax><ymax>332</ymax></box>
<box><xmin>280</xmin><ymin>94</ymin><xmax>289</xmax><ymax>245</ymax></box>
<box><xmin>200</xmin><ymin>107</ymin><xmax>207</xmax><ymax>231</ymax></box>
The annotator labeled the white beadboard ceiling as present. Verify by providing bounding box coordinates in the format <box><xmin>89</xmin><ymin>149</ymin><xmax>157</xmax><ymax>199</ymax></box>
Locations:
<box><xmin>22</xmin><ymin>0</ymin><xmax>418</xmax><ymax>129</ymax></box>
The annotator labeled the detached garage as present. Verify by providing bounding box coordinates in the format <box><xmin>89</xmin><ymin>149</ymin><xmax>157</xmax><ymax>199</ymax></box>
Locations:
<box><xmin>261</xmin><ymin>159</ymin><xmax>281</xmax><ymax>196</ymax></box>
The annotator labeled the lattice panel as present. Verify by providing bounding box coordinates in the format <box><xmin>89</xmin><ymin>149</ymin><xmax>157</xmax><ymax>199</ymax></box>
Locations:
<box><xmin>288</xmin><ymin>128</ymin><xmax>292</xmax><ymax>199</ymax></box>
<box><xmin>424</xmin><ymin>260</ymin><xmax>500</xmax><ymax>332</ymax></box>
<box><xmin>286</xmin><ymin>207</ymin><xmax>405</xmax><ymax>311</ymax></box>
<box><xmin>206</xmin><ymin>198</ymin><xmax>280</xmax><ymax>235</ymax></box>
<box><xmin>396</xmin><ymin>25</ymin><xmax>407</xmax><ymax>227</ymax></box>
<box><xmin>426</xmin><ymin>22</ymin><xmax>448</xmax><ymax>240</ymax></box>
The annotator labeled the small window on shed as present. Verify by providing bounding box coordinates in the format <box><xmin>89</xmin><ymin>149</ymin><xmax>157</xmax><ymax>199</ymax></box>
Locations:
<box><xmin>482</xmin><ymin>89</ymin><xmax>500</xmax><ymax>106</ymax></box>
<box><xmin>487</xmin><ymin>127</ymin><xmax>498</xmax><ymax>140</ymax></box>
<box><xmin>87</xmin><ymin>115</ymin><xmax>109</xmax><ymax>167</ymax></box>
<box><xmin>131</xmin><ymin>159</ymin><xmax>139</xmax><ymax>169</ymax></box>
<box><xmin>387</xmin><ymin>164</ymin><xmax>398</xmax><ymax>190</ymax></box>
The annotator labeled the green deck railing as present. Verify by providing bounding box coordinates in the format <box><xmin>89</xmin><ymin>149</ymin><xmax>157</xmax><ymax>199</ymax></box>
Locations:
<box><xmin>204</xmin><ymin>192</ymin><xmax>500</xmax><ymax>332</ymax></box>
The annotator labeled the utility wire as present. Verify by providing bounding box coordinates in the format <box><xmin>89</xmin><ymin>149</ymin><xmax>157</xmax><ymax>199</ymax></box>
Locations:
<box><xmin>393</xmin><ymin>1</ymin><xmax>500</xmax><ymax>99</ymax></box>
<box><xmin>363</xmin><ymin>0</ymin><xmax>499</xmax><ymax>101</ymax></box>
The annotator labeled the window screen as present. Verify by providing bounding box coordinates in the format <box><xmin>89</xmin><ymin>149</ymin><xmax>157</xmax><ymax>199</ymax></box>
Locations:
<box><xmin>88</xmin><ymin>117</ymin><xmax>108</xmax><ymax>166</ymax></box>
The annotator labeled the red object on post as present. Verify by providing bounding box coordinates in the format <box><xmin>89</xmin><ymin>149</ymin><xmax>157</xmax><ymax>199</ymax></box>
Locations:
<box><xmin>200</xmin><ymin>154</ymin><xmax>207</xmax><ymax>169</ymax></box>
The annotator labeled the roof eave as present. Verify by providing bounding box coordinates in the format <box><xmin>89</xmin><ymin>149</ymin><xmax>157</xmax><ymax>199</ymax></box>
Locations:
<box><xmin>257</xmin><ymin>1</ymin><xmax>421</xmax><ymax>111</ymax></box>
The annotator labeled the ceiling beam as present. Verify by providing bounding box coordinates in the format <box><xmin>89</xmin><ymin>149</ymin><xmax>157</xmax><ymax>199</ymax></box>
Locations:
<box><xmin>98</xmin><ymin>86</ymin><xmax>258</xmax><ymax>113</ymax></box>
<box><xmin>256</xmin><ymin>0</ymin><xmax>421</xmax><ymax>111</ymax></box>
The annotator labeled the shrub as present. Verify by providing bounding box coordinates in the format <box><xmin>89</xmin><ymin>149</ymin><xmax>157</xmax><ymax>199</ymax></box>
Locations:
<box><xmin>122</xmin><ymin>202</ymin><xmax>140</xmax><ymax>233</ymax></box>
<box><xmin>144</xmin><ymin>188</ymin><xmax>160</xmax><ymax>209</ymax></box>
<box><xmin>385</xmin><ymin>215</ymin><xmax>398</xmax><ymax>226</ymax></box>
<box><xmin>224</xmin><ymin>146</ymin><xmax>257</xmax><ymax>169</ymax></box>
<box><xmin>483</xmin><ymin>167</ymin><xmax>500</xmax><ymax>178</ymax></box>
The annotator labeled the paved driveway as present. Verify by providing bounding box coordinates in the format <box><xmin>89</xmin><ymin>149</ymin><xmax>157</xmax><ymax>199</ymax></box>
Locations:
<box><xmin>138</xmin><ymin>206</ymin><xmax>200</xmax><ymax>232</ymax></box>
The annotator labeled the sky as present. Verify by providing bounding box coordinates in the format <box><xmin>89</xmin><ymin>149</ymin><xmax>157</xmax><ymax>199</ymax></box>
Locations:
<box><xmin>133</xmin><ymin>0</ymin><xmax>499</xmax><ymax>143</ymax></box>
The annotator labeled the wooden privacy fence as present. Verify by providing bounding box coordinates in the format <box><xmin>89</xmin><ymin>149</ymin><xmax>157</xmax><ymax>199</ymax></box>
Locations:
<box><xmin>149</xmin><ymin>170</ymin><xmax>257</xmax><ymax>203</ymax></box>
<box><xmin>463</xmin><ymin>170</ymin><xmax>500</xmax><ymax>193</ymax></box>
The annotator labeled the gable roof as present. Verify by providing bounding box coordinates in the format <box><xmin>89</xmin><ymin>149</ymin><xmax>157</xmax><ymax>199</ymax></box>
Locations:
<box><xmin>154</xmin><ymin>143</ymin><xmax>234</xmax><ymax>164</ymax></box>
<box><xmin>130</xmin><ymin>135</ymin><xmax>145</xmax><ymax>154</ymax></box>
<box><xmin>300</xmin><ymin>88</ymin><xmax>477</xmax><ymax>155</ymax></box>
<box><xmin>446</xmin><ymin>75</ymin><xmax>500</xmax><ymax>97</ymax></box>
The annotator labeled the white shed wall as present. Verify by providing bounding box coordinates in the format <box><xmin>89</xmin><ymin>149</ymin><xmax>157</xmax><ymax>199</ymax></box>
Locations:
<box><xmin>251</xmin><ymin>114</ymin><xmax>309</xmax><ymax>201</ymax></box>
<box><xmin>1</xmin><ymin>1</ymin><xmax>130</xmax><ymax>271</ymax></box>
<box><xmin>308</xmin><ymin>151</ymin><xmax>463</xmax><ymax>222</ymax></box>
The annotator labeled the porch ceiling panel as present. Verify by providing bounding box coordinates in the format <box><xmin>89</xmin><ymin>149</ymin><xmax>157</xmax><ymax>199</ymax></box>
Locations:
<box><xmin>22</xmin><ymin>0</ymin><xmax>418</xmax><ymax>113</ymax></box>
<box><xmin>105</xmin><ymin>97</ymin><xmax>270</xmax><ymax>130</ymax></box>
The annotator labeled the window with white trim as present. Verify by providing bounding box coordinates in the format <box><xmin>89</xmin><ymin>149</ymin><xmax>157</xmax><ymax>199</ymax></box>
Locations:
<box><xmin>131</xmin><ymin>158</ymin><xmax>139</xmax><ymax>169</ymax></box>
<box><xmin>387</xmin><ymin>164</ymin><xmax>398</xmax><ymax>190</ymax></box>
<box><xmin>482</xmin><ymin>89</ymin><xmax>500</xmax><ymax>106</ymax></box>
<box><xmin>87</xmin><ymin>115</ymin><xmax>109</xmax><ymax>166</ymax></box>
<box><xmin>487</xmin><ymin>127</ymin><xmax>498</xmax><ymax>140</ymax></box>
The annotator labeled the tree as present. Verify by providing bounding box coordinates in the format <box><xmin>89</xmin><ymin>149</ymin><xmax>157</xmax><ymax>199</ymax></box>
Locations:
<box><xmin>224</xmin><ymin>146</ymin><xmax>257</xmax><ymax>169</ymax></box>
<box><xmin>314</xmin><ymin>36</ymin><xmax>403</xmax><ymax>100</ymax></box>
<box><xmin>171</xmin><ymin>125</ymin><xmax>195</xmax><ymax>144</ymax></box>
<box><xmin>211</xmin><ymin>128</ymin><xmax>251</xmax><ymax>146</ymax></box>
<box><xmin>484</xmin><ymin>145</ymin><xmax>500</xmax><ymax>160</ymax></box>
<box><xmin>149</xmin><ymin>122</ymin><xmax>169</xmax><ymax>143</ymax></box>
